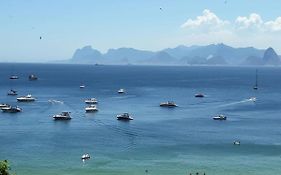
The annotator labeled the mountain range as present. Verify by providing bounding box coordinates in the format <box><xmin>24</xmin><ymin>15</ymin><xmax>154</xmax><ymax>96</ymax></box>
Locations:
<box><xmin>69</xmin><ymin>43</ymin><xmax>281</xmax><ymax>66</ymax></box>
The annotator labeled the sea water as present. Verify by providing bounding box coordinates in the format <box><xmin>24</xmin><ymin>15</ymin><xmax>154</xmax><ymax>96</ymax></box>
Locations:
<box><xmin>0</xmin><ymin>63</ymin><xmax>281</xmax><ymax>175</ymax></box>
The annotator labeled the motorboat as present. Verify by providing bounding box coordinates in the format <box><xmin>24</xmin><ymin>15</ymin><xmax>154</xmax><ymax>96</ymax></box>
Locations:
<box><xmin>0</xmin><ymin>103</ymin><xmax>10</xmax><ymax>109</ymax></box>
<box><xmin>249</xmin><ymin>97</ymin><xmax>256</xmax><ymax>102</ymax></box>
<box><xmin>80</xmin><ymin>85</ymin><xmax>85</xmax><ymax>88</ymax></box>
<box><xmin>116</xmin><ymin>113</ymin><xmax>133</xmax><ymax>120</ymax></box>
<box><xmin>233</xmin><ymin>140</ymin><xmax>240</xmax><ymax>145</ymax></box>
<box><xmin>29</xmin><ymin>74</ymin><xmax>38</xmax><ymax>80</ymax></box>
<box><xmin>7</xmin><ymin>89</ymin><xmax>18</xmax><ymax>96</ymax></box>
<box><xmin>85</xmin><ymin>98</ymin><xmax>98</xmax><ymax>104</ymax></box>
<box><xmin>213</xmin><ymin>114</ymin><xmax>227</xmax><ymax>120</ymax></box>
<box><xmin>118</xmin><ymin>88</ymin><xmax>125</xmax><ymax>94</ymax></box>
<box><xmin>160</xmin><ymin>101</ymin><xmax>178</xmax><ymax>107</ymax></box>
<box><xmin>81</xmin><ymin>153</ymin><xmax>90</xmax><ymax>160</ymax></box>
<box><xmin>85</xmin><ymin>105</ymin><xmax>98</xmax><ymax>113</ymax></box>
<box><xmin>1</xmin><ymin>106</ymin><xmax>22</xmax><ymax>113</ymax></box>
<box><xmin>195</xmin><ymin>93</ymin><xmax>205</xmax><ymax>98</ymax></box>
<box><xmin>9</xmin><ymin>75</ymin><xmax>18</xmax><ymax>79</ymax></box>
<box><xmin>17</xmin><ymin>94</ymin><xmax>36</xmax><ymax>102</ymax></box>
<box><xmin>53</xmin><ymin>112</ymin><xmax>72</xmax><ymax>120</ymax></box>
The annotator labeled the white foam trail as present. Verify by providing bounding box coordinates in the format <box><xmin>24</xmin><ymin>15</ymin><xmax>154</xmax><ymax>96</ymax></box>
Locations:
<box><xmin>48</xmin><ymin>99</ymin><xmax>64</xmax><ymax>104</ymax></box>
<box><xmin>219</xmin><ymin>98</ymin><xmax>256</xmax><ymax>107</ymax></box>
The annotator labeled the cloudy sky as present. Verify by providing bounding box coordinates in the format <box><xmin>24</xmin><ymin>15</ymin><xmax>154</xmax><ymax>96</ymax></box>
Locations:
<box><xmin>0</xmin><ymin>0</ymin><xmax>281</xmax><ymax>62</ymax></box>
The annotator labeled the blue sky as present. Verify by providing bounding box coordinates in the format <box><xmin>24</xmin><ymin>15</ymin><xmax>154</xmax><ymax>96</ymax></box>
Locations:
<box><xmin>1</xmin><ymin>0</ymin><xmax>281</xmax><ymax>62</ymax></box>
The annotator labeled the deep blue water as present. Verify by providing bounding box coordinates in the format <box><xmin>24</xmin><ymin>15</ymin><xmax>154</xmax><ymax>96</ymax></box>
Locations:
<box><xmin>0</xmin><ymin>63</ymin><xmax>281</xmax><ymax>175</ymax></box>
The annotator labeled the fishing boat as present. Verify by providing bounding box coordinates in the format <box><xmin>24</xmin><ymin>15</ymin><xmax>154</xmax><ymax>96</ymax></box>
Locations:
<box><xmin>233</xmin><ymin>140</ymin><xmax>240</xmax><ymax>145</ymax></box>
<box><xmin>9</xmin><ymin>75</ymin><xmax>19</xmax><ymax>79</ymax></box>
<box><xmin>195</xmin><ymin>93</ymin><xmax>205</xmax><ymax>98</ymax></box>
<box><xmin>118</xmin><ymin>88</ymin><xmax>125</xmax><ymax>94</ymax></box>
<box><xmin>81</xmin><ymin>153</ymin><xmax>90</xmax><ymax>160</ymax></box>
<box><xmin>29</xmin><ymin>74</ymin><xmax>38</xmax><ymax>80</ymax></box>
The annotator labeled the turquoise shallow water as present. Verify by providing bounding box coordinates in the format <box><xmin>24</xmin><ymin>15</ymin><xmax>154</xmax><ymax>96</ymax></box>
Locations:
<box><xmin>0</xmin><ymin>64</ymin><xmax>281</xmax><ymax>174</ymax></box>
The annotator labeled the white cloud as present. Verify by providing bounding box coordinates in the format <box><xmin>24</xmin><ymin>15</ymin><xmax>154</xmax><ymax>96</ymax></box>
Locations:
<box><xmin>181</xmin><ymin>9</ymin><xmax>229</xmax><ymax>31</ymax></box>
<box><xmin>235</xmin><ymin>13</ymin><xmax>263</xmax><ymax>30</ymax></box>
<box><xmin>264</xmin><ymin>17</ymin><xmax>281</xmax><ymax>32</ymax></box>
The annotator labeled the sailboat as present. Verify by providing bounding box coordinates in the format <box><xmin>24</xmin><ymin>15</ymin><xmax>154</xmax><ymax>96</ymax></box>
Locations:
<box><xmin>253</xmin><ymin>69</ymin><xmax>258</xmax><ymax>90</ymax></box>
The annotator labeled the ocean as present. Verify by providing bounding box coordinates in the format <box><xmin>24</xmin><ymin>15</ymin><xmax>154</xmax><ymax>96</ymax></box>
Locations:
<box><xmin>0</xmin><ymin>63</ymin><xmax>281</xmax><ymax>175</ymax></box>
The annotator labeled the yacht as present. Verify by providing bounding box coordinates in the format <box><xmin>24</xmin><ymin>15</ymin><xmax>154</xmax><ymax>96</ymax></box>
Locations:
<box><xmin>213</xmin><ymin>114</ymin><xmax>227</xmax><ymax>120</ymax></box>
<box><xmin>1</xmin><ymin>106</ymin><xmax>22</xmax><ymax>113</ymax></box>
<box><xmin>7</xmin><ymin>89</ymin><xmax>17</xmax><ymax>96</ymax></box>
<box><xmin>29</xmin><ymin>74</ymin><xmax>38</xmax><ymax>80</ymax></box>
<box><xmin>116</xmin><ymin>113</ymin><xmax>133</xmax><ymax>120</ymax></box>
<box><xmin>10</xmin><ymin>75</ymin><xmax>19</xmax><ymax>79</ymax></box>
<box><xmin>17</xmin><ymin>94</ymin><xmax>36</xmax><ymax>102</ymax></box>
<box><xmin>160</xmin><ymin>101</ymin><xmax>178</xmax><ymax>107</ymax></box>
<box><xmin>0</xmin><ymin>103</ymin><xmax>10</xmax><ymax>109</ymax></box>
<box><xmin>233</xmin><ymin>140</ymin><xmax>240</xmax><ymax>145</ymax></box>
<box><xmin>85</xmin><ymin>105</ymin><xmax>98</xmax><ymax>113</ymax></box>
<box><xmin>85</xmin><ymin>98</ymin><xmax>98</xmax><ymax>104</ymax></box>
<box><xmin>195</xmin><ymin>93</ymin><xmax>205</xmax><ymax>98</ymax></box>
<box><xmin>81</xmin><ymin>153</ymin><xmax>90</xmax><ymax>160</ymax></box>
<box><xmin>118</xmin><ymin>88</ymin><xmax>125</xmax><ymax>94</ymax></box>
<box><xmin>53</xmin><ymin>112</ymin><xmax>72</xmax><ymax>120</ymax></box>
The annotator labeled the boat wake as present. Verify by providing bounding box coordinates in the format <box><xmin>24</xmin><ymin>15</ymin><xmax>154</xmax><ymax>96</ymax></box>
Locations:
<box><xmin>48</xmin><ymin>99</ymin><xmax>64</xmax><ymax>104</ymax></box>
<box><xmin>219</xmin><ymin>98</ymin><xmax>256</xmax><ymax>107</ymax></box>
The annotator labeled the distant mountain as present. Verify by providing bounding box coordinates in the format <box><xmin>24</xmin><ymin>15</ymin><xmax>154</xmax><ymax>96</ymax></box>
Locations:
<box><xmin>68</xmin><ymin>43</ymin><xmax>280</xmax><ymax>66</ymax></box>
<box><xmin>71</xmin><ymin>46</ymin><xmax>103</xmax><ymax>64</ymax></box>
<box><xmin>263</xmin><ymin>47</ymin><xmax>280</xmax><ymax>65</ymax></box>
<box><xmin>104</xmin><ymin>48</ymin><xmax>154</xmax><ymax>64</ymax></box>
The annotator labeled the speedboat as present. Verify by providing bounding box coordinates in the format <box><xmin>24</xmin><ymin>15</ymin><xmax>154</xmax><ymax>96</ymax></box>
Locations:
<box><xmin>17</xmin><ymin>94</ymin><xmax>36</xmax><ymax>102</ymax></box>
<box><xmin>85</xmin><ymin>105</ymin><xmax>98</xmax><ymax>113</ymax></box>
<box><xmin>85</xmin><ymin>98</ymin><xmax>98</xmax><ymax>104</ymax></box>
<box><xmin>0</xmin><ymin>103</ymin><xmax>10</xmax><ymax>109</ymax></box>
<box><xmin>249</xmin><ymin>97</ymin><xmax>256</xmax><ymax>102</ymax></box>
<box><xmin>118</xmin><ymin>88</ymin><xmax>125</xmax><ymax>94</ymax></box>
<box><xmin>7</xmin><ymin>89</ymin><xmax>18</xmax><ymax>96</ymax></box>
<box><xmin>160</xmin><ymin>101</ymin><xmax>178</xmax><ymax>107</ymax></box>
<box><xmin>213</xmin><ymin>114</ymin><xmax>227</xmax><ymax>120</ymax></box>
<box><xmin>233</xmin><ymin>140</ymin><xmax>240</xmax><ymax>145</ymax></box>
<box><xmin>53</xmin><ymin>112</ymin><xmax>71</xmax><ymax>120</ymax></box>
<box><xmin>29</xmin><ymin>74</ymin><xmax>38</xmax><ymax>80</ymax></box>
<box><xmin>1</xmin><ymin>106</ymin><xmax>22</xmax><ymax>113</ymax></box>
<box><xmin>80</xmin><ymin>85</ymin><xmax>85</xmax><ymax>88</ymax></box>
<box><xmin>81</xmin><ymin>153</ymin><xmax>90</xmax><ymax>160</ymax></box>
<box><xmin>117</xmin><ymin>113</ymin><xmax>133</xmax><ymax>120</ymax></box>
<box><xmin>10</xmin><ymin>75</ymin><xmax>18</xmax><ymax>79</ymax></box>
<box><xmin>195</xmin><ymin>93</ymin><xmax>205</xmax><ymax>98</ymax></box>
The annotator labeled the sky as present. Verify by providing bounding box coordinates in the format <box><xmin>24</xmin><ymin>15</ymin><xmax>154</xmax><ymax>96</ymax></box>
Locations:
<box><xmin>0</xmin><ymin>0</ymin><xmax>281</xmax><ymax>62</ymax></box>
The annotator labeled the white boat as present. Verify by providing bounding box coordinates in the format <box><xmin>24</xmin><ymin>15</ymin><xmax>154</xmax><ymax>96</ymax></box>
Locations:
<box><xmin>85</xmin><ymin>105</ymin><xmax>98</xmax><ymax>113</ymax></box>
<box><xmin>118</xmin><ymin>88</ymin><xmax>125</xmax><ymax>94</ymax></box>
<box><xmin>160</xmin><ymin>101</ymin><xmax>178</xmax><ymax>107</ymax></box>
<box><xmin>53</xmin><ymin>112</ymin><xmax>72</xmax><ymax>120</ymax></box>
<box><xmin>85</xmin><ymin>98</ymin><xmax>98</xmax><ymax>104</ymax></box>
<box><xmin>17</xmin><ymin>94</ymin><xmax>36</xmax><ymax>102</ymax></box>
<box><xmin>7</xmin><ymin>89</ymin><xmax>17</xmax><ymax>96</ymax></box>
<box><xmin>233</xmin><ymin>140</ymin><xmax>240</xmax><ymax>145</ymax></box>
<box><xmin>213</xmin><ymin>114</ymin><xmax>227</xmax><ymax>120</ymax></box>
<box><xmin>116</xmin><ymin>113</ymin><xmax>133</xmax><ymax>120</ymax></box>
<box><xmin>29</xmin><ymin>74</ymin><xmax>38</xmax><ymax>80</ymax></box>
<box><xmin>81</xmin><ymin>153</ymin><xmax>90</xmax><ymax>160</ymax></box>
<box><xmin>249</xmin><ymin>97</ymin><xmax>256</xmax><ymax>102</ymax></box>
<box><xmin>10</xmin><ymin>75</ymin><xmax>18</xmax><ymax>79</ymax></box>
<box><xmin>0</xmin><ymin>103</ymin><xmax>10</xmax><ymax>109</ymax></box>
<box><xmin>1</xmin><ymin>106</ymin><xmax>22</xmax><ymax>113</ymax></box>
<box><xmin>80</xmin><ymin>85</ymin><xmax>85</xmax><ymax>88</ymax></box>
